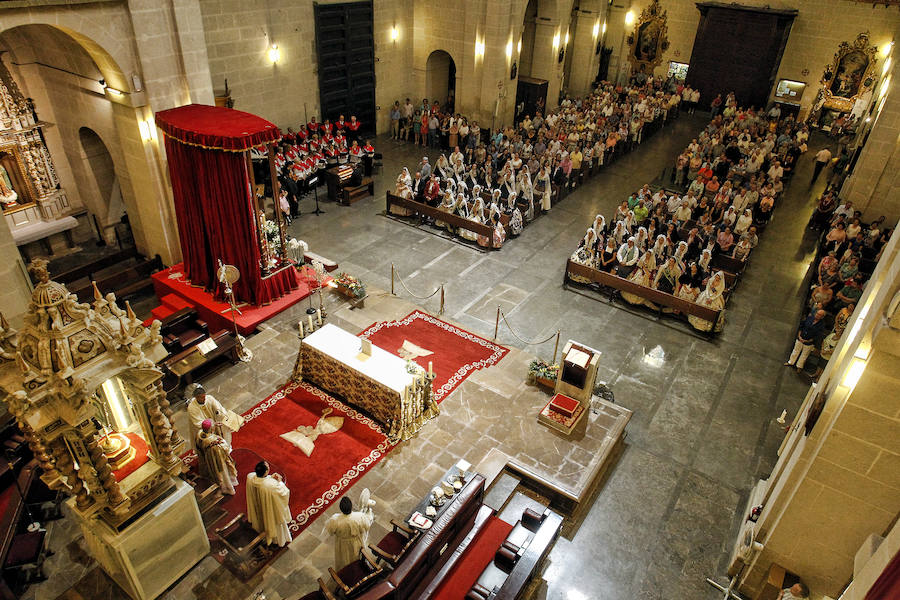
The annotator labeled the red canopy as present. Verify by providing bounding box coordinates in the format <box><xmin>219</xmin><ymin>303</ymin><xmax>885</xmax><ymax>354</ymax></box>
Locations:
<box><xmin>155</xmin><ymin>104</ymin><xmax>281</xmax><ymax>151</ymax></box>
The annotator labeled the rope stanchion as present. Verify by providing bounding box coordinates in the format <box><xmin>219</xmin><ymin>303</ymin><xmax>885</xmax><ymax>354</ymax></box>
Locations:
<box><xmin>390</xmin><ymin>264</ymin><xmax>445</xmax><ymax>314</ymax></box>
<box><xmin>494</xmin><ymin>305</ymin><xmax>500</xmax><ymax>340</ymax></box>
<box><xmin>498</xmin><ymin>308</ymin><xmax>560</xmax><ymax>346</ymax></box>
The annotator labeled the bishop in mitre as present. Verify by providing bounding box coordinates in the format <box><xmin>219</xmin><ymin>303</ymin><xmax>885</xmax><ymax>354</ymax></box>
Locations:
<box><xmin>196</xmin><ymin>419</ymin><xmax>238</xmax><ymax>495</ymax></box>
<box><xmin>325</xmin><ymin>491</ymin><xmax>375</xmax><ymax>569</ymax></box>
<box><xmin>246</xmin><ymin>461</ymin><xmax>292</xmax><ymax>547</ymax></box>
<box><xmin>186</xmin><ymin>384</ymin><xmax>243</xmax><ymax>451</ymax></box>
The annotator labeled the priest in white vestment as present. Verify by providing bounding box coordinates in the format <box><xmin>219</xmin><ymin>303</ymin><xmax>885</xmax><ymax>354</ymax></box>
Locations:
<box><xmin>246</xmin><ymin>461</ymin><xmax>292</xmax><ymax>547</ymax></box>
<box><xmin>186</xmin><ymin>384</ymin><xmax>241</xmax><ymax>451</ymax></box>
<box><xmin>325</xmin><ymin>495</ymin><xmax>374</xmax><ymax>569</ymax></box>
<box><xmin>196</xmin><ymin>419</ymin><xmax>238</xmax><ymax>495</ymax></box>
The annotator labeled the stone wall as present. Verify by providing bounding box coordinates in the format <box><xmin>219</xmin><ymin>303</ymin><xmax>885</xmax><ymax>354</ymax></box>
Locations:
<box><xmin>617</xmin><ymin>0</ymin><xmax>900</xmax><ymax>115</ymax></box>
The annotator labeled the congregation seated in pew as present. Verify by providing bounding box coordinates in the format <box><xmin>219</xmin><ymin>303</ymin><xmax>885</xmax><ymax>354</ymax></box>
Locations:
<box><xmin>567</xmin><ymin>100</ymin><xmax>804</xmax><ymax>332</ymax></box>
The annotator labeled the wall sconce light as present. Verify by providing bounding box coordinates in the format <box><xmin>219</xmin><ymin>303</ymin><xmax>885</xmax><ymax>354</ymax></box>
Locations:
<box><xmin>603</xmin><ymin>21</ymin><xmax>607</xmax><ymax>34</ymax></box>
<box><xmin>391</xmin><ymin>26</ymin><xmax>399</xmax><ymax>41</ymax></box>
<box><xmin>552</xmin><ymin>32</ymin><xmax>560</xmax><ymax>49</ymax></box>
<box><xmin>564</xmin><ymin>31</ymin><xmax>570</xmax><ymax>46</ymax></box>
<box><xmin>105</xmin><ymin>87</ymin><xmax>124</xmax><ymax>97</ymax></box>
<box><xmin>506</xmin><ymin>40</ymin><xmax>513</xmax><ymax>58</ymax></box>
<box><xmin>517</xmin><ymin>39</ymin><xmax>522</xmax><ymax>54</ymax></box>
<box><xmin>883</xmin><ymin>56</ymin><xmax>892</xmax><ymax>76</ymax></box>
<box><xmin>625</xmin><ymin>10</ymin><xmax>635</xmax><ymax>26</ymax></box>
<box><xmin>268</xmin><ymin>43</ymin><xmax>281</xmax><ymax>64</ymax></box>
<box><xmin>138</xmin><ymin>119</ymin><xmax>156</xmax><ymax>143</ymax></box>
<box><xmin>475</xmin><ymin>39</ymin><xmax>485</xmax><ymax>57</ymax></box>
<box><xmin>593</xmin><ymin>21</ymin><xmax>600</xmax><ymax>38</ymax></box>
<box><xmin>841</xmin><ymin>357</ymin><xmax>867</xmax><ymax>391</ymax></box>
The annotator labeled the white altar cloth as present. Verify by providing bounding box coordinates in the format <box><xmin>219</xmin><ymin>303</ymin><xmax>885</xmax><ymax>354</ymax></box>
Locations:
<box><xmin>302</xmin><ymin>323</ymin><xmax>415</xmax><ymax>394</ymax></box>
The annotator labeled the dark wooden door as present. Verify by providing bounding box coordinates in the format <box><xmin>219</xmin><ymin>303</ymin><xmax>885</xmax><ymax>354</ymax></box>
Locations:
<box><xmin>314</xmin><ymin>1</ymin><xmax>376</xmax><ymax>136</ymax></box>
<box><xmin>685</xmin><ymin>3</ymin><xmax>796</xmax><ymax>109</ymax></box>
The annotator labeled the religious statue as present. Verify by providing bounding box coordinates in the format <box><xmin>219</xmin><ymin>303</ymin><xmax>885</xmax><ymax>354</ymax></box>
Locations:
<box><xmin>325</xmin><ymin>491</ymin><xmax>375</xmax><ymax>570</ymax></box>
<box><xmin>246</xmin><ymin>460</ymin><xmax>292</xmax><ymax>546</ymax></box>
<box><xmin>186</xmin><ymin>383</ymin><xmax>243</xmax><ymax>451</ymax></box>
<box><xmin>0</xmin><ymin>166</ymin><xmax>18</xmax><ymax>209</ymax></box>
<box><xmin>196</xmin><ymin>418</ymin><xmax>238</xmax><ymax>495</ymax></box>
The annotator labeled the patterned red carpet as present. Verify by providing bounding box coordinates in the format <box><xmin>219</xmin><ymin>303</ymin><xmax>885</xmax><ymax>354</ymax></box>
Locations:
<box><xmin>183</xmin><ymin>381</ymin><xmax>394</xmax><ymax>540</ymax></box>
<box><xmin>358</xmin><ymin>310</ymin><xmax>509</xmax><ymax>403</ymax></box>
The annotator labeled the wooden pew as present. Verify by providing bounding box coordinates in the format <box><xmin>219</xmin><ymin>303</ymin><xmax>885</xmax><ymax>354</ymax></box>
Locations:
<box><xmin>386</xmin><ymin>192</ymin><xmax>494</xmax><ymax>244</ymax></box>
<box><xmin>70</xmin><ymin>255</ymin><xmax>164</xmax><ymax>302</ymax></box>
<box><xmin>564</xmin><ymin>259</ymin><xmax>723</xmax><ymax>327</ymax></box>
<box><xmin>45</xmin><ymin>247</ymin><xmax>139</xmax><ymax>285</ymax></box>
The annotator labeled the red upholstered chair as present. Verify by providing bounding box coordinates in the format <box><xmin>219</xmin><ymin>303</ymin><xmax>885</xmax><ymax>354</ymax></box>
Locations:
<box><xmin>329</xmin><ymin>550</ymin><xmax>384</xmax><ymax>597</ymax></box>
<box><xmin>3</xmin><ymin>529</ymin><xmax>51</xmax><ymax>584</ymax></box>
<box><xmin>368</xmin><ymin>519</ymin><xmax>420</xmax><ymax>566</ymax></box>
<box><xmin>297</xmin><ymin>577</ymin><xmax>337</xmax><ymax>600</ymax></box>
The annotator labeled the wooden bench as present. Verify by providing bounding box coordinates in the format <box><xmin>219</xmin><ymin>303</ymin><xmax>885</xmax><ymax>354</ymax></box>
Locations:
<box><xmin>303</xmin><ymin>251</ymin><xmax>339</xmax><ymax>272</ymax></box>
<box><xmin>564</xmin><ymin>259</ymin><xmax>723</xmax><ymax>326</ymax></box>
<box><xmin>46</xmin><ymin>247</ymin><xmax>140</xmax><ymax>285</ymax></box>
<box><xmin>386</xmin><ymin>192</ymin><xmax>494</xmax><ymax>245</ymax></box>
<box><xmin>160</xmin><ymin>329</ymin><xmax>239</xmax><ymax>391</ymax></box>
<box><xmin>341</xmin><ymin>176</ymin><xmax>374</xmax><ymax>205</ymax></box>
<box><xmin>70</xmin><ymin>255</ymin><xmax>163</xmax><ymax>302</ymax></box>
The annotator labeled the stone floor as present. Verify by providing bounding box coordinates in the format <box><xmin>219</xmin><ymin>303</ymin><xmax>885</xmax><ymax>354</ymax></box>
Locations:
<box><xmin>25</xmin><ymin>111</ymin><xmax>826</xmax><ymax>600</ymax></box>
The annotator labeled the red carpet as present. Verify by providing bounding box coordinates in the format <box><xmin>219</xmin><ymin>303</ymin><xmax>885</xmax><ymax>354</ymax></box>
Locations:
<box><xmin>109</xmin><ymin>433</ymin><xmax>149</xmax><ymax>482</ymax></box>
<box><xmin>358</xmin><ymin>311</ymin><xmax>509</xmax><ymax>403</ymax></box>
<box><xmin>151</xmin><ymin>263</ymin><xmax>328</xmax><ymax>335</ymax></box>
<box><xmin>183</xmin><ymin>381</ymin><xmax>394</xmax><ymax>539</ymax></box>
<box><xmin>433</xmin><ymin>516</ymin><xmax>514</xmax><ymax>600</ymax></box>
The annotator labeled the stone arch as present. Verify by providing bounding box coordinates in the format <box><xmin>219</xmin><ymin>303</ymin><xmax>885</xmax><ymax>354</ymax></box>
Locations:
<box><xmin>425</xmin><ymin>50</ymin><xmax>457</xmax><ymax>112</ymax></box>
<box><xmin>78</xmin><ymin>127</ymin><xmax>124</xmax><ymax>244</ymax></box>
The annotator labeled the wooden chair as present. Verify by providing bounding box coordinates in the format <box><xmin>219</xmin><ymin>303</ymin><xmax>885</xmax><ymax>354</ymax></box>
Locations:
<box><xmin>214</xmin><ymin>513</ymin><xmax>269</xmax><ymax>579</ymax></box>
<box><xmin>368</xmin><ymin>519</ymin><xmax>420</xmax><ymax>566</ymax></box>
<box><xmin>329</xmin><ymin>549</ymin><xmax>383</xmax><ymax>597</ymax></box>
<box><xmin>297</xmin><ymin>577</ymin><xmax>337</xmax><ymax>600</ymax></box>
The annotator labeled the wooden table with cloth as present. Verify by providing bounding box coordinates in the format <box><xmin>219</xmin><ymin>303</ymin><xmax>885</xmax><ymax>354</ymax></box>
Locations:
<box><xmin>292</xmin><ymin>324</ymin><xmax>438</xmax><ymax>441</ymax></box>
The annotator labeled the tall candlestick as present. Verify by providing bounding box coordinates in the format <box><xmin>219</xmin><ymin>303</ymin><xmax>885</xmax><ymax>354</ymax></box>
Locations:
<box><xmin>308</xmin><ymin>314</ymin><xmax>314</xmax><ymax>332</ymax></box>
<box><xmin>316</xmin><ymin>308</ymin><xmax>322</xmax><ymax>325</ymax></box>
<box><xmin>299</xmin><ymin>321</ymin><xmax>305</xmax><ymax>337</ymax></box>
<box><xmin>428</xmin><ymin>361</ymin><xmax>433</xmax><ymax>376</ymax></box>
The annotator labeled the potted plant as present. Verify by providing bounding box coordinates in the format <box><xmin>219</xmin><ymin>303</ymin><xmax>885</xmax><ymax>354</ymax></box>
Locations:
<box><xmin>527</xmin><ymin>359</ymin><xmax>558</xmax><ymax>389</ymax></box>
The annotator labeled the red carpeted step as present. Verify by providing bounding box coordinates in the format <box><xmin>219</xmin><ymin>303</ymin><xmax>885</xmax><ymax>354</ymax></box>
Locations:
<box><xmin>432</xmin><ymin>516</ymin><xmax>515</xmax><ymax>600</ymax></box>
<box><xmin>160</xmin><ymin>293</ymin><xmax>194</xmax><ymax>311</ymax></box>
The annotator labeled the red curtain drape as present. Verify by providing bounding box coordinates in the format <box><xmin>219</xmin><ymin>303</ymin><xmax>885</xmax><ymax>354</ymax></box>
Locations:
<box><xmin>164</xmin><ymin>136</ymin><xmax>297</xmax><ymax>305</ymax></box>
<box><xmin>866</xmin><ymin>548</ymin><xmax>900</xmax><ymax>600</ymax></box>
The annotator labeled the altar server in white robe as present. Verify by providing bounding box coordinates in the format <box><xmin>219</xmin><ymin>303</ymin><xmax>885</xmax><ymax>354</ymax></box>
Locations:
<box><xmin>187</xmin><ymin>384</ymin><xmax>241</xmax><ymax>451</ymax></box>
<box><xmin>326</xmin><ymin>495</ymin><xmax>375</xmax><ymax>570</ymax></box>
<box><xmin>196</xmin><ymin>419</ymin><xmax>238</xmax><ymax>495</ymax></box>
<box><xmin>246</xmin><ymin>461</ymin><xmax>292</xmax><ymax>547</ymax></box>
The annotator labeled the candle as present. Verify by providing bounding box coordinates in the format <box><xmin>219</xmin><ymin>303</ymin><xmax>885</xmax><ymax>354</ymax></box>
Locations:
<box><xmin>316</xmin><ymin>308</ymin><xmax>322</xmax><ymax>325</ymax></box>
<box><xmin>428</xmin><ymin>361</ymin><xmax>433</xmax><ymax>376</ymax></box>
<box><xmin>308</xmin><ymin>314</ymin><xmax>314</xmax><ymax>332</ymax></box>
<box><xmin>299</xmin><ymin>321</ymin><xmax>305</xmax><ymax>337</ymax></box>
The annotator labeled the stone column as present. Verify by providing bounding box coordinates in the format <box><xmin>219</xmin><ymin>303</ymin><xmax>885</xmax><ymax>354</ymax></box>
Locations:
<box><xmin>737</xmin><ymin>231</ymin><xmax>900</xmax><ymax>598</ymax></box>
<box><xmin>50</xmin><ymin>437</ymin><xmax>94</xmax><ymax>512</ymax></box>
<box><xmin>567</xmin><ymin>9</ymin><xmax>603</xmax><ymax>97</ymax></box>
<box><xmin>0</xmin><ymin>222</ymin><xmax>31</xmax><ymax>325</ymax></box>
<box><xmin>840</xmin><ymin>38</ymin><xmax>900</xmax><ymax>224</ymax></box>
<box><xmin>531</xmin><ymin>21</ymin><xmax>562</xmax><ymax>110</ymax></box>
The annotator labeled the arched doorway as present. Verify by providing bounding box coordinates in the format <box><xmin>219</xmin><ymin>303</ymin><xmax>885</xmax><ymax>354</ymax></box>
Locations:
<box><xmin>425</xmin><ymin>50</ymin><xmax>456</xmax><ymax>113</ymax></box>
<box><xmin>79</xmin><ymin>128</ymin><xmax>127</xmax><ymax>246</ymax></box>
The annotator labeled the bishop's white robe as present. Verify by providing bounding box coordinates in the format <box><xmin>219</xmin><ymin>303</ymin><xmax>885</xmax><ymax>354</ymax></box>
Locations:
<box><xmin>187</xmin><ymin>395</ymin><xmax>234</xmax><ymax>450</ymax></box>
<box><xmin>196</xmin><ymin>430</ymin><xmax>238</xmax><ymax>495</ymax></box>
<box><xmin>325</xmin><ymin>508</ymin><xmax>374</xmax><ymax>570</ymax></box>
<box><xmin>246</xmin><ymin>473</ymin><xmax>292</xmax><ymax>547</ymax></box>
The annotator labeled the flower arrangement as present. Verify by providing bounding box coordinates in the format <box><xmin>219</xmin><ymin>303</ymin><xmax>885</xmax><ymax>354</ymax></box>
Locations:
<box><xmin>262</xmin><ymin>218</ymin><xmax>282</xmax><ymax>255</ymax></box>
<box><xmin>527</xmin><ymin>359</ymin><xmax>559</xmax><ymax>384</ymax></box>
<box><xmin>335</xmin><ymin>272</ymin><xmax>367</xmax><ymax>299</ymax></box>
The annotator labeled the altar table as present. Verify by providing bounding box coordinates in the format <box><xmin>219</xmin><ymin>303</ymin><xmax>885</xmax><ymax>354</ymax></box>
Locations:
<box><xmin>294</xmin><ymin>324</ymin><xmax>438</xmax><ymax>440</ymax></box>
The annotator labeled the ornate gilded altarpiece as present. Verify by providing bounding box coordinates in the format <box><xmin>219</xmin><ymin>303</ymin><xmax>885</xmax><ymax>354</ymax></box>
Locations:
<box><xmin>820</xmin><ymin>32</ymin><xmax>879</xmax><ymax>112</ymax></box>
<box><xmin>626</xmin><ymin>0</ymin><xmax>670</xmax><ymax>74</ymax></box>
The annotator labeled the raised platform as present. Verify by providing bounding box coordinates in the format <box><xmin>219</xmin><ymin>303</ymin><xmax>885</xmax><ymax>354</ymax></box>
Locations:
<box><xmin>150</xmin><ymin>263</ymin><xmax>321</xmax><ymax>335</ymax></box>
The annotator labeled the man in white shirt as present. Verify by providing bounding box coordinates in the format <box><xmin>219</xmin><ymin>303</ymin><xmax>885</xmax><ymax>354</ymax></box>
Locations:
<box><xmin>811</xmin><ymin>147</ymin><xmax>832</xmax><ymax>186</ymax></box>
<box><xmin>777</xmin><ymin>582</ymin><xmax>809</xmax><ymax>599</ymax></box>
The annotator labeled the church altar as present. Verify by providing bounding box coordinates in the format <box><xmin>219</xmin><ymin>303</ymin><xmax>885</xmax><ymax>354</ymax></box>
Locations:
<box><xmin>293</xmin><ymin>324</ymin><xmax>438</xmax><ymax>441</ymax></box>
